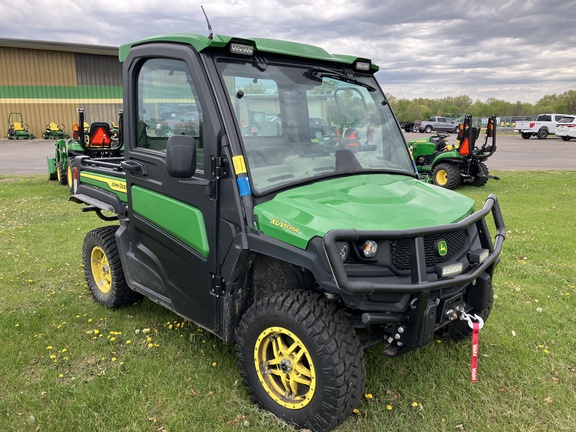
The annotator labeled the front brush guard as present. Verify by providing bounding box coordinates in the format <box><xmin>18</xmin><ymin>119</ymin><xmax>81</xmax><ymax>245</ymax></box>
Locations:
<box><xmin>323</xmin><ymin>194</ymin><xmax>505</xmax><ymax>295</ymax></box>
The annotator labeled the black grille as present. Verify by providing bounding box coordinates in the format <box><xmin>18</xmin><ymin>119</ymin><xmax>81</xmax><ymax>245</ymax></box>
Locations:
<box><xmin>391</xmin><ymin>230</ymin><xmax>467</xmax><ymax>270</ymax></box>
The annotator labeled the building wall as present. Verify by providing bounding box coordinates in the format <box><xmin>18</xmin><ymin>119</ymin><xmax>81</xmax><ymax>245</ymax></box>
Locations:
<box><xmin>0</xmin><ymin>44</ymin><xmax>122</xmax><ymax>139</ymax></box>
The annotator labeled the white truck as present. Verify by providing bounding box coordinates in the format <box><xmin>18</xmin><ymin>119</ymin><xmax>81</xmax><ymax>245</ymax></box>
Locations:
<box><xmin>515</xmin><ymin>113</ymin><xmax>574</xmax><ymax>139</ymax></box>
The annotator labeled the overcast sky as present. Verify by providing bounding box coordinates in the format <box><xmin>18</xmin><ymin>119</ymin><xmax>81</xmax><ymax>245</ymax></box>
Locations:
<box><xmin>1</xmin><ymin>0</ymin><xmax>575</xmax><ymax>103</ymax></box>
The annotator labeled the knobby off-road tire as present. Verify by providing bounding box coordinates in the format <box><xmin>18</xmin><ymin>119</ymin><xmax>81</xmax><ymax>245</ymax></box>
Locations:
<box><xmin>432</xmin><ymin>162</ymin><xmax>461</xmax><ymax>189</ymax></box>
<box><xmin>236</xmin><ymin>291</ymin><xmax>365</xmax><ymax>431</ymax></box>
<box><xmin>472</xmin><ymin>161</ymin><xmax>489</xmax><ymax>187</ymax></box>
<box><xmin>443</xmin><ymin>285</ymin><xmax>494</xmax><ymax>341</ymax></box>
<box><xmin>82</xmin><ymin>226</ymin><xmax>143</xmax><ymax>308</ymax></box>
<box><xmin>56</xmin><ymin>162</ymin><xmax>67</xmax><ymax>185</ymax></box>
<box><xmin>66</xmin><ymin>157</ymin><xmax>75</xmax><ymax>193</ymax></box>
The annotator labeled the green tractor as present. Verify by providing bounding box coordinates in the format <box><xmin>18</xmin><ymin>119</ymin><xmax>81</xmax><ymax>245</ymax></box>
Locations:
<box><xmin>408</xmin><ymin>115</ymin><xmax>499</xmax><ymax>189</ymax></box>
<box><xmin>47</xmin><ymin>108</ymin><xmax>123</xmax><ymax>190</ymax></box>
<box><xmin>6</xmin><ymin>112</ymin><xmax>35</xmax><ymax>139</ymax></box>
<box><xmin>42</xmin><ymin>122</ymin><xmax>70</xmax><ymax>139</ymax></box>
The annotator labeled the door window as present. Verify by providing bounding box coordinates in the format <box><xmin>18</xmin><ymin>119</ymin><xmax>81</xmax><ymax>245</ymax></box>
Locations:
<box><xmin>137</xmin><ymin>58</ymin><xmax>204</xmax><ymax>170</ymax></box>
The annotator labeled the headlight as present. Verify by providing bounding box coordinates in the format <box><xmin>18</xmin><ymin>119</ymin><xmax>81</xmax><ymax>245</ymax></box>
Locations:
<box><xmin>361</xmin><ymin>240</ymin><xmax>378</xmax><ymax>258</ymax></box>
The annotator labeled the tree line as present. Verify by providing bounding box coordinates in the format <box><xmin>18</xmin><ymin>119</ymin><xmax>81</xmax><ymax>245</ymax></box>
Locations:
<box><xmin>386</xmin><ymin>90</ymin><xmax>576</xmax><ymax>123</ymax></box>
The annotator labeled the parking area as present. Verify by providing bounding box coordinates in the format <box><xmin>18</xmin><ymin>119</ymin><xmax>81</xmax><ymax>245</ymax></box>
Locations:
<box><xmin>1</xmin><ymin>133</ymin><xmax>575</xmax><ymax>175</ymax></box>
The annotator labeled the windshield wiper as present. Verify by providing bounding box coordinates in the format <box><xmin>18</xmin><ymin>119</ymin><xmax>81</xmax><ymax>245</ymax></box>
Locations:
<box><xmin>305</xmin><ymin>66</ymin><xmax>376</xmax><ymax>92</ymax></box>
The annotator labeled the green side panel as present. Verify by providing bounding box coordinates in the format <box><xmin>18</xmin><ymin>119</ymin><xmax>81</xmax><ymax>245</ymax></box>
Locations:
<box><xmin>131</xmin><ymin>186</ymin><xmax>209</xmax><ymax>258</ymax></box>
<box><xmin>0</xmin><ymin>86</ymin><xmax>123</xmax><ymax>99</ymax></box>
<box><xmin>253</xmin><ymin>174</ymin><xmax>474</xmax><ymax>249</ymax></box>
<box><xmin>120</xmin><ymin>33</ymin><xmax>378</xmax><ymax>70</ymax></box>
<box><xmin>79</xmin><ymin>171</ymin><xmax>128</xmax><ymax>202</ymax></box>
<box><xmin>433</xmin><ymin>150</ymin><xmax>463</xmax><ymax>163</ymax></box>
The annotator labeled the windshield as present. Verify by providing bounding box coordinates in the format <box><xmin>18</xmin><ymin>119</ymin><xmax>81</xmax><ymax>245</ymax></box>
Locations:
<box><xmin>218</xmin><ymin>59</ymin><xmax>415</xmax><ymax>194</ymax></box>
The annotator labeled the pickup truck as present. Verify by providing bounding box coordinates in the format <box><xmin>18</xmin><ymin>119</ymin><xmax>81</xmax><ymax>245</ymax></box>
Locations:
<box><xmin>415</xmin><ymin>116</ymin><xmax>459</xmax><ymax>133</ymax></box>
<box><xmin>68</xmin><ymin>32</ymin><xmax>505</xmax><ymax>431</ymax></box>
<box><xmin>514</xmin><ymin>113</ymin><xmax>574</xmax><ymax>139</ymax></box>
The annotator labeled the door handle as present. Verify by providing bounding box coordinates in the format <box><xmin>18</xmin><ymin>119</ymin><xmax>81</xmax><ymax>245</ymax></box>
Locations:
<box><xmin>120</xmin><ymin>160</ymin><xmax>147</xmax><ymax>175</ymax></box>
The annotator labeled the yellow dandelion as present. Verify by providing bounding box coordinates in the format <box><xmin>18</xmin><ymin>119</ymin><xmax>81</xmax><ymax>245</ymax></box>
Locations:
<box><xmin>50</xmin><ymin>354</ymin><xmax>56</xmax><ymax>360</ymax></box>
<box><xmin>58</xmin><ymin>374</ymin><xmax>64</xmax><ymax>378</ymax></box>
<box><xmin>212</xmin><ymin>362</ymin><xmax>217</xmax><ymax>367</ymax></box>
<box><xmin>353</xmin><ymin>408</ymin><xmax>360</xmax><ymax>415</ymax></box>
<box><xmin>61</xmin><ymin>348</ymin><xmax>68</xmax><ymax>353</ymax></box>
<box><xmin>126</xmin><ymin>340</ymin><xmax>132</xmax><ymax>344</ymax></box>
<box><xmin>412</xmin><ymin>401</ymin><xmax>419</xmax><ymax>408</ymax></box>
<box><xmin>111</xmin><ymin>357</ymin><xmax>117</xmax><ymax>362</ymax></box>
<box><xmin>93</xmin><ymin>329</ymin><xmax>99</xmax><ymax>335</ymax></box>
<box><xmin>110</xmin><ymin>337</ymin><xmax>116</xmax><ymax>342</ymax></box>
<box><xmin>147</xmin><ymin>336</ymin><xmax>152</xmax><ymax>342</ymax></box>
<box><xmin>148</xmin><ymin>343</ymin><xmax>154</xmax><ymax>348</ymax></box>
<box><xmin>46</xmin><ymin>346</ymin><xmax>53</xmax><ymax>350</ymax></box>
<box><xmin>387</xmin><ymin>405</ymin><xmax>393</xmax><ymax>411</ymax></box>
<box><xmin>365</xmin><ymin>393</ymin><xmax>373</xmax><ymax>399</ymax></box>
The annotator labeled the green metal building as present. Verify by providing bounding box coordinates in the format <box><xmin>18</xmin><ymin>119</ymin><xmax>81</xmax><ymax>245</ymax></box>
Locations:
<box><xmin>0</xmin><ymin>38</ymin><xmax>121</xmax><ymax>139</ymax></box>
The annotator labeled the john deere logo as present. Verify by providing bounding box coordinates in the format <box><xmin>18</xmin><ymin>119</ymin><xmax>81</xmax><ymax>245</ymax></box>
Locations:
<box><xmin>437</xmin><ymin>240</ymin><xmax>448</xmax><ymax>257</ymax></box>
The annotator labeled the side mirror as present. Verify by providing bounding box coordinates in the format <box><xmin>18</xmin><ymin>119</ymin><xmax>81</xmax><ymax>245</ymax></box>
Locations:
<box><xmin>166</xmin><ymin>135</ymin><xmax>196</xmax><ymax>178</ymax></box>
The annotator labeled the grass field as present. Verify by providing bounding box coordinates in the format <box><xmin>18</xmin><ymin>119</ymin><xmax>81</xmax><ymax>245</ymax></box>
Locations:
<box><xmin>0</xmin><ymin>172</ymin><xmax>575</xmax><ymax>432</ymax></box>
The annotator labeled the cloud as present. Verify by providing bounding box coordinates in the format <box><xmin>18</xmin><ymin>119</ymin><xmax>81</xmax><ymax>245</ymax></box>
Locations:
<box><xmin>1</xmin><ymin>0</ymin><xmax>575</xmax><ymax>103</ymax></box>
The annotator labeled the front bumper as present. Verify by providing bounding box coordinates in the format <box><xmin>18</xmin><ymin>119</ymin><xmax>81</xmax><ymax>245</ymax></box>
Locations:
<box><xmin>323</xmin><ymin>194</ymin><xmax>505</xmax><ymax>295</ymax></box>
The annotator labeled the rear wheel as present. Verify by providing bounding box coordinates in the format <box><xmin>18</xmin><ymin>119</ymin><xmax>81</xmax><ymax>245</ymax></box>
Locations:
<box><xmin>432</xmin><ymin>162</ymin><xmax>461</xmax><ymax>189</ymax></box>
<box><xmin>56</xmin><ymin>162</ymin><xmax>67</xmax><ymax>185</ymax></box>
<box><xmin>66</xmin><ymin>157</ymin><xmax>75</xmax><ymax>193</ymax></box>
<box><xmin>236</xmin><ymin>291</ymin><xmax>365</xmax><ymax>431</ymax></box>
<box><xmin>82</xmin><ymin>226</ymin><xmax>143</xmax><ymax>308</ymax></box>
<box><xmin>425</xmin><ymin>125</ymin><xmax>433</xmax><ymax>133</ymax></box>
<box><xmin>537</xmin><ymin>129</ymin><xmax>548</xmax><ymax>139</ymax></box>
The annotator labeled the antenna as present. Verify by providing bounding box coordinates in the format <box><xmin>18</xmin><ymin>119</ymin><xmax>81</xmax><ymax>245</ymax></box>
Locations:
<box><xmin>201</xmin><ymin>6</ymin><xmax>214</xmax><ymax>39</ymax></box>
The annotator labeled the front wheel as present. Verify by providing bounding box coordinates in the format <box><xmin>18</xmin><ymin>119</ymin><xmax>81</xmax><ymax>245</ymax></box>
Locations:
<box><xmin>561</xmin><ymin>136</ymin><xmax>571</xmax><ymax>141</ymax></box>
<box><xmin>424</xmin><ymin>125</ymin><xmax>433</xmax><ymax>133</ymax></box>
<box><xmin>432</xmin><ymin>162</ymin><xmax>461</xmax><ymax>189</ymax></box>
<box><xmin>236</xmin><ymin>291</ymin><xmax>365</xmax><ymax>431</ymax></box>
<box><xmin>82</xmin><ymin>226</ymin><xmax>143</xmax><ymax>308</ymax></box>
<box><xmin>521</xmin><ymin>133</ymin><xmax>531</xmax><ymax>139</ymax></box>
<box><xmin>537</xmin><ymin>129</ymin><xmax>548</xmax><ymax>139</ymax></box>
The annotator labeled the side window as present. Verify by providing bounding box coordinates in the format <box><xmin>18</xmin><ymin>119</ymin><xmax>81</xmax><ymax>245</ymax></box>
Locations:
<box><xmin>539</xmin><ymin>115</ymin><xmax>551</xmax><ymax>122</ymax></box>
<box><xmin>137</xmin><ymin>58</ymin><xmax>203</xmax><ymax>170</ymax></box>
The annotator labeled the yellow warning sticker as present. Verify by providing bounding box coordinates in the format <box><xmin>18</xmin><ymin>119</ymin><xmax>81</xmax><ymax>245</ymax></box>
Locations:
<box><xmin>232</xmin><ymin>155</ymin><xmax>247</xmax><ymax>174</ymax></box>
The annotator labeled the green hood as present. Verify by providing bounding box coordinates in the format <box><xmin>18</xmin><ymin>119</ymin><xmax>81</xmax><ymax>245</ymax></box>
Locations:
<box><xmin>253</xmin><ymin>174</ymin><xmax>474</xmax><ymax>249</ymax></box>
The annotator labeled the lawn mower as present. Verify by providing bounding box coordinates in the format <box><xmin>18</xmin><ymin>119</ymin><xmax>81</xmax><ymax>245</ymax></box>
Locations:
<box><xmin>6</xmin><ymin>112</ymin><xmax>35</xmax><ymax>139</ymax></box>
<box><xmin>407</xmin><ymin>115</ymin><xmax>499</xmax><ymax>189</ymax></box>
<box><xmin>47</xmin><ymin>108</ymin><xmax>123</xmax><ymax>191</ymax></box>
<box><xmin>42</xmin><ymin>122</ymin><xmax>70</xmax><ymax>140</ymax></box>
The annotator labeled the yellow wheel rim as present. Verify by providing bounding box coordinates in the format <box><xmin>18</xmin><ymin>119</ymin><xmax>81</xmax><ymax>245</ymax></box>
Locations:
<box><xmin>67</xmin><ymin>164</ymin><xmax>73</xmax><ymax>189</ymax></box>
<box><xmin>436</xmin><ymin>169</ymin><xmax>448</xmax><ymax>186</ymax></box>
<box><xmin>91</xmin><ymin>246</ymin><xmax>112</xmax><ymax>294</ymax></box>
<box><xmin>56</xmin><ymin>165</ymin><xmax>62</xmax><ymax>182</ymax></box>
<box><xmin>254</xmin><ymin>326</ymin><xmax>316</xmax><ymax>410</ymax></box>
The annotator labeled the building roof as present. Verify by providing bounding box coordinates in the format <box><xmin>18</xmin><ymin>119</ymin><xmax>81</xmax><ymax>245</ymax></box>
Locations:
<box><xmin>0</xmin><ymin>38</ymin><xmax>118</xmax><ymax>56</ymax></box>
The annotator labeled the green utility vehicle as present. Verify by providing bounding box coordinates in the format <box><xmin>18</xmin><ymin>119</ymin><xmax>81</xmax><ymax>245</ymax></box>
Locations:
<box><xmin>69</xmin><ymin>33</ymin><xmax>505</xmax><ymax>431</ymax></box>
<box><xmin>408</xmin><ymin>115</ymin><xmax>500</xmax><ymax>189</ymax></box>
